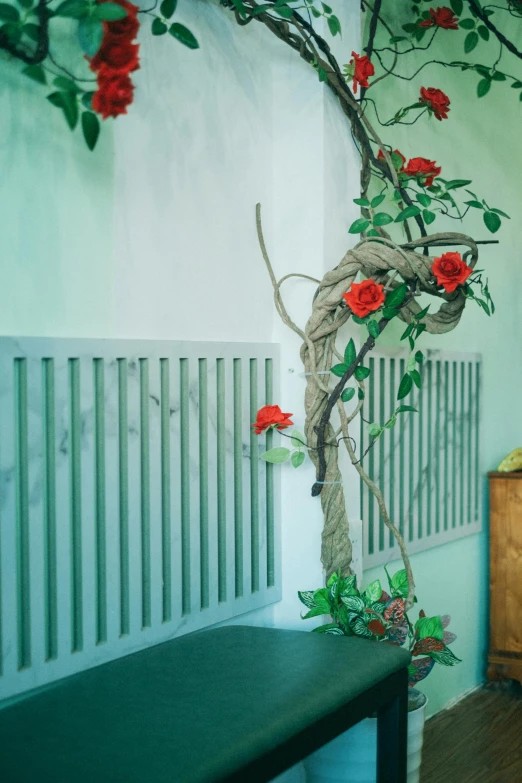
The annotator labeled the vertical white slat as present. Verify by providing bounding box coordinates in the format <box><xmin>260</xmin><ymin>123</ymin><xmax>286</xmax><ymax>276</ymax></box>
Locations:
<box><xmin>187</xmin><ymin>357</ymin><xmax>202</xmax><ymax>618</ymax></box>
<box><xmin>370</xmin><ymin>356</ymin><xmax>381</xmax><ymax>558</ymax></box>
<box><xmin>26</xmin><ymin>357</ymin><xmax>46</xmax><ymax>671</ymax></box>
<box><xmin>419</xmin><ymin>363</ymin><xmax>429</xmax><ymax>545</ymax></box>
<box><xmin>398</xmin><ymin>356</ymin><xmax>410</xmax><ymax>546</ymax></box>
<box><xmin>167</xmin><ymin>357</ymin><xmax>183</xmax><ymax>625</ymax></box>
<box><xmin>473</xmin><ymin>360</ymin><xmax>481</xmax><ymax>525</ymax></box>
<box><xmin>126</xmin><ymin>357</ymin><xmax>143</xmax><ymax>636</ymax></box>
<box><xmin>224</xmin><ymin>358</ymin><xmax>236</xmax><ymax>605</ymax></box>
<box><xmin>103</xmin><ymin>358</ymin><xmax>120</xmax><ymax>644</ymax></box>
<box><xmin>448</xmin><ymin>361</ymin><xmax>456</xmax><ymax>530</ymax></box>
<box><xmin>146</xmin><ymin>357</ymin><xmax>163</xmax><ymax>630</ymax></box>
<box><xmin>389</xmin><ymin>356</ymin><xmax>401</xmax><ymax>555</ymax></box>
<box><xmin>439</xmin><ymin>360</ymin><xmax>448</xmax><ymax>534</ymax></box>
<box><xmin>456</xmin><ymin>360</ymin><xmax>464</xmax><ymax>529</ymax></box>
<box><xmin>409</xmin><ymin>378</ymin><xmax>420</xmax><ymax>548</ymax></box>
<box><xmin>0</xmin><ymin>352</ymin><xmax>19</xmax><ymax>684</ymax></box>
<box><xmin>79</xmin><ymin>356</ymin><xmax>96</xmax><ymax>654</ymax></box>
<box><xmin>466</xmin><ymin>361</ymin><xmax>474</xmax><ymax>527</ymax></box>
<box><xmin>240</xmin><ymin>357</ymin><xmax>252</xmax><ymax>600</ymax></box>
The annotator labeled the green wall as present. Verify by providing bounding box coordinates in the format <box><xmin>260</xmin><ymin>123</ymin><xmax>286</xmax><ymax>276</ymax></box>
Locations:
<box><xmin>362</xmin><ymin>6</ymin><xmax>522</xmax><ymax>715</ymax></box>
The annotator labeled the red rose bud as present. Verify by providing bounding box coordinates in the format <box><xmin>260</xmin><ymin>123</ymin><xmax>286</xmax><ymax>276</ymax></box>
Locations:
<box><xmin>343</xmin><ymin>279</ymin><xmax>385</xmax><ymax>319</ymax></box>
<box><xmin>378</xmin><ymin>148</ymin><xmax>406</xmax><ymax>171</ymax></box>
<box><xmin>419</xmin><ymin>7</ymin><xmax>459</xmax><ymax>29</ymax></box>
<box><xmin>252</xmin><ymin>405</ymin><xmax>294</xmax><ymax>435</ymax></box>
<box><xmin>431</xmin><ymin>252</ymin><xmax>473</xmax><ymax>293</ymax></box>
<box><xmin>349</xmin><ymin>51</ymin><xmax>375</xmax><ymax>94</ymax></box>
<box><xmin>92</xmin><ymin>73</ymin><xmax>134</xmax><ymax>119</ymax></box>
<box><xmin>419</xmin><ymin>86</ymin><xmax>450</xmax><ymax>120</ymax></box>
<box><xmin>90</xmin><ymin>39</ymin><xmax>140</xmax><ymax>76</ymax></box>
<box><xmin>103</xmin><ymin>0</ymin><xmax>140</xmax><ymax>40</ymax></box>
<box><xmin>403</xmin><ymin>156</ymin><xmax>441</xmax><ymax>187</ymax></box>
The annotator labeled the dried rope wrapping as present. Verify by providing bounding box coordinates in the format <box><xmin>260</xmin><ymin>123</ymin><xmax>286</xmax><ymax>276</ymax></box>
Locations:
<box><xmin>256</xmin><ymin>204</ymin><xmax>479</xmax><ymax>610</ymax></box>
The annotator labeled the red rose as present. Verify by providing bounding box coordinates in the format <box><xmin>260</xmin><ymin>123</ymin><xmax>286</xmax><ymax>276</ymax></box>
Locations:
<box><xmin>92</xmin><ymin>73</ymin><xmax>134</xmax><ymax>119</ymax></box>
<box><xmin>378</xmin><ymin>148</ymin><xmax>406</xmax><ymax>171</ymax></box>
<box><xmin>431</xmin><ymin>252</ymin><xmax>472</xmax><ymax>293</ymax></box>
<box><xmin>90</xmin><ymin>39</ymin><xmax>140</xmax><ymax>75</ymax></box>
<box><xmin>103</xmin><ymin>0</ymin><xmax>140</xmax><ymax>40</ymax></box>
<box><xmin>419</xmin><ymin>86</ymin><xmax>450</xmax><ymax>120</ymax></box>
<box><xmin>419</xmin><ymin>7</ymin><xmax>459</xmax><ymax>29</ymax></box>
<box><xmin>403</xmin><ymin>156</ymin><xmax>441</xmax><ymax>187</ymax></box>
<box><xmin>350</xmin><ymin>51</ymin><xmax>375</xmax><ymax>94</ymax></box>
<box><xmin>252</xmin><ymin>405</ymin><xmax>294</xmax><ymax>435</ymax></box>
<box><xmin>343</xmin><ymin>279</ymin><xmax>385</xmax><ymax>319</ymax></box>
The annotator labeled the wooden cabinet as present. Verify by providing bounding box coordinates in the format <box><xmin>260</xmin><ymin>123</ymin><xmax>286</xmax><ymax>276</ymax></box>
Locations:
<box><xmin>488</xmin><ymin>472</ymin><xmax>522</xmax><ymax>684</ymax></box>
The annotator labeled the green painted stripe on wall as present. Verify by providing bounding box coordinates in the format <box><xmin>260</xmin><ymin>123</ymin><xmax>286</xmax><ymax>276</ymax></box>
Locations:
<box><xmin>198</xmin><ymin>359</ymin><xmax>209</xmax><ymax>611</ymax></box>
<box><xmin>139</xmin><ymin>359</ymin><xmax>151</xmax><ymax>628</ymax></box>
<box><xmin>117</xmin><ymin>359</ymin><xmax>130</xmax><ymax>636</ymax></box>
<box><xmin>233</xmin><ymin>359</ymin><xmax>243</xmax><ymax>598</ymax></box>
<box><xmin>265</xmin><ymin>358</ymin><xmax>275</xmax><ymax>588</ymax></box>
<box><xmin>94</xmin><ymin>359</ymin><xmax>107</xmax><ymax>645</ymax></box>
<box><xmin>42</xmin><ymin>359</ymin><xmax>58</xmax><ymax>661</ymax></box>
<box><xmin>69</xmin><ymin>359</ymin><xmax>83</xmax><ymax>653</ymax></box>
<box><xmin>160</xmin><ymin>359</ymin><xmax>172</xmax><ymax>622</ymax></box>
<box><xmin>14</xmin><ymin>359</ymin><xmax>30</xmax><ymax>669</ymax></box>
<box><xmin>180</xmin><ymin>358</ymin><xmax>191</xmax><ymax>616</ymax></box>
<box><xmin>250</xmin><ymin>359</ymin><xmax>259</xmax><ymax>593</ymax></box>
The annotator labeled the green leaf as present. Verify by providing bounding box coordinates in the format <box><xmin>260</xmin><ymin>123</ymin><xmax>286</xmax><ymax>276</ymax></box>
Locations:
<box><xmin>459</xmin><ymin>17</ymin><xmax>475</xmax><ymax>28</ymax></box>
<box><xmin>160</xmin><ymin>0</ymin><xmax>177</xmax><ymax>18</ymax></box>
<box><xmin>22</xmin><ymin>22</ymin><xmax>39</xmax><ymax>41</ymax></box>
<box><xmin>81</xmin><ymin>110</ymin><xmax>100</xmax><ymax>151</ymax></box>
<box><xmin>302</xmin><ymin>605</ymin><xmax>330</xmax><ymax>620</ymax></box>
<box><xmin>47</xmin><ymin>91</ymin><xmax>79</xmax><ymax>130</ymax></box>
<box><xmin>389</xmin><ymin>35</ymin><xmax>407</xmax><ymax>43</ymax></box>
<box><xmin>357</xmin><ymin>388</ymin><xmax>365</xmax><ymax>400</ymax></box>
<box><xmin>445</xmin><ymin>179</ymin><xmax>472</xmax><ymax>190</ymax></box>
<box><xmin>339</xmin><ymin>575</ymin><xmax>358</xmax><ymax>597</ymax></box>
<box><xmin>291</xmin><ymin>450</ymin><xmax>305</xmax><ymax>468</ymax></box>
<box><xmin>464</xmin><ymin>31</ymin><xmax>479</xmax><ymax>53</ymax></box>
<box><xmin>81</xmin><ymin>91</ymin><xmax>94</xmax><ymax>110</ymax></box>
<box><xmin>395</xmin><ymin>205</ymin><xmax>421</xmax><ymax>222</ymax></box>
<box><xmin>397</xmin><ymin>373</ymin><xmax>413</xmax><ymax>400</ymax></box>
<box><xmin>385</xmin><ymin>282</ymin><xmax>408</xmax><ymax>309</ymax></box>
<box><xmin>477</xmin><ymin>24</ymin><xmax>489</xmax><ymax>41</ymax></box>
<box><xmin>429</xmin><ymin>645</ymin><xmax>462</xmax><ymax>666</ymax></box>
<box><xmin>450</xmin><ymin>0</ymin><xmax>463</xmax><ymax>14</ymax></box>
<box><xmin>465</xmin><ymin>199</ymin><xmax>483</xmax><ymax>209</ymax></box>
<box><xmin>415</xmin><ymin>305</ymin><xmax>430</xmax><ymax>320</ymax></box>
<box><xmin>169</xmin><ymin>21</ymin><xmax>199</xmax><ymax>48</ymax></box>
<box><xmin>351</xmin><ymin>314</ymin><xmax>369</xmax><ymax>325</ymax></box>
<box><xmin>341</xmin><ymin>387</ymin><xmax>355</xmax><ymax>403</ymax></box>
<box><xmin>416</xmin><ymin>615</ymin><xmax>444</xmax><ymax>641</ymax></box>
<box><xmin>391</xmin><ymin>569</ymin><xmax>409</xmax><ymax>598</ymax></box>
<box><xmin>477</xmin><ymin>77</ymin><xmax>491</xmax><ymax>97</ymax></box>
<box><xmin>327</xmin><ymin>14</ymin><xmax>341</xmax><ymax>36</ymax></box>
<box><xmin>94</xmin><ymin>2</ymin><xmax>127</xmax><ymax>20</ymax></box>
<box><xmin>290</xmin><ymin>429</ymin><xmax>306</xmax><ymax>448</ymax></box>
<box><xmin>313</xmin><ymin>588</ymin><xmax>333</xmax><ymax>614</ymax></box>
<box><xmin>22</xmin><ymin>64</ymin><xmax>46</xmax><ymax>84</ymax></box>
<box><xmin>78</xmin><ymin>17</ymin><xmax>104</xmax><ymax>56</ymax></box>
<box><xmin>17</xmin><ymin>0</ymin><xmax>33</xmax><ymax>7</ymax></box>
<box><xmin>416</xmin><ymin>193</ymin><xmax>431</xmax><ymax>208</ymax></box>
<box><xmin>415</xmin><ymin>350</ymin><xmax>424</xmax><ymax>363</ymax></box>
<box><xmin>354</xmin><ymin>366</ymin><xmax>370</xmax><ymax>381</ymax></box>
<box><xmin>297</xmin><ymin>590</ymin><xmax>317</xmax><ymax>609</ymax></box>
<box><xmin>410</xmin><ymin>369</ymin><xmax>422</xmax><ymax>388</ymax></box>
<box><xmin>365</xmin><ymin>579</ymin><xmax>382</xmax><ymax>603</ymax></box>
<box><xmin>341</xmin><ymin>595</ymin><xmax>365</xmax><ymax>613</ymax></box>
<box><xmin>366</xmin><ymin>229</ymin><xmax>381</xmax><ymax>237</ymax></box>
<box><xmin>382</xmin><ymin>307</ymin><xmax>399</xmax><ymax>320</ymax></box>
<box><xmin>390</xmin><ymin>151</ymin><xmax>405</xmax><ymax>171</ymax></box>
<box><xmin>54</xmin><ymin>76</ymin><xmax>80</xmax><ymax>93</ymax></box>
<box><xmin>55</xmin><ymin>0</ymin><xmax>88</xmax><ymax>17</ymax></box>
<box><xmin>344</xmin><ymin>338</ymin><xmax>356</xmax><ymax>366</ymax></box>
<box><xmin>372</xmin><ymin>212</ymin><xmax>393</xmax><ymax>227</ymax></box>
<box><xmin>275</xmin><ymin>4</ymin><xmax>294</xmax><ymax>18</ymax></box>
<box><xmin>423</xmin><ymin>209</ymin><xmax>436</xmax><ymax>225</ymax></box>
<box><xmin>152</xmin><ymin>17</ymin><xmax>167</xmax><ymax>34</ymax></box>
<box><xmin>491</xmin><ymin>208</ymin><xmax>510</xmax><ymax>219</ymax></box>
<box><xmin>260</xmin><ymin>447</ymin><xmax>290</xmax><ymax>464</ymax></box>
<box><xmin>368</xmin><ymin>320</ymin><xmax>380</xmax><ymax>338</ymax></box>
<box><xmin>396</xmin><ymin>404</ymin><xmax>417</xmax><ymax>413</ymax></box>
<box><xmin>331</xmin><ymin>363</ymin><xmax>348</xmax><ymax>378</ymax></box>
<box><xmin>371</xmin><ymin>193</ymin><xmax>386</xmax><ymax>209</ymax></box>
<box><xmin>322</xmin><ymin>2</ymin><xmax>333</xmax><ymax>12</ymax></box>
<box><xmin>348</xmin><ymin>217</ymin><xmax>370</xmax><ymax>234</ymax></box>
<box><xmin>483</xmin><ymin>210</ymin><xmax>501</xmax><ymax>233</ymax></box>
<box><xmin>0</xmin><ymin>2</ymin><xmax>19</xmax><ymax>20</ymax></box>
<box><xmin>368</xmin><ymin>422</ymin><xmax>382</xmax><ymax>438</ymax></box>
<box><xmin>511</xmin><ymin>81</ymin><xmax>522</xmax><ymax>89</ymax></box>
<box><xmin>353</xmin><ymin>197</ymin><xmax>370</xmax><ymax>206</ymax></box>
<box><xmin>312</xmin><ymin>623</ymin><xmax>345</xmax><ymax>635</ymax></box>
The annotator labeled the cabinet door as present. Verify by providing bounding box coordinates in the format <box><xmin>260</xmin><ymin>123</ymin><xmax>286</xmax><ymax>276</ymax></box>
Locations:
<box><xmin>489</xmin><ymin>477</ymin><xmax>522</xmax><ymax>658</ymax></box>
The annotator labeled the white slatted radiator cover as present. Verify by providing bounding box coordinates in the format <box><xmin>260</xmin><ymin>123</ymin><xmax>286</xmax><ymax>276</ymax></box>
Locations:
<box><xmin>0</xmin><ymin>337</ymin><xmax>281</xmax><ymax>700</ymax></box>
<box><xmin>359</xmin><ymin>347</ymin><xmax>482</xmax><ymax>568</ymax></box>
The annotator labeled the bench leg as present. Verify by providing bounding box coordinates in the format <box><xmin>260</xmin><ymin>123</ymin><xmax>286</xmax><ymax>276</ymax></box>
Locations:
<box><xmin>376</xmin><ymin>678</ymin><xmax>408</xmax><ymax>783</ymax></box>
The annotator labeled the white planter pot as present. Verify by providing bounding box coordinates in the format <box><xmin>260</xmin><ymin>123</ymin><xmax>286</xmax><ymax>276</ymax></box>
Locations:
<box><xmin>304</xmin><ymin>691</ymin><xmax>427</xmax><ymax>783</ymax></box>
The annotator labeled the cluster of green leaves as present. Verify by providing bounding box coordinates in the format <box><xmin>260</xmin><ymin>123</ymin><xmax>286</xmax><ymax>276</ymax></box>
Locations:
<box><xmin>462</xmin><ymin>188</ymin><xmax>510</xmax><ymax>234</ymax></box>
<box><xmin>52</xmin><ymin>0</ymin><xmax>129</xmax><ymax>57</ymax></box>
<box><xmin>151</xmin><ymin>0</ymin><xmax>198</xmax><ymax>48</ymax></box>
<box><xmin>260</xmin><ymin>428</ymin><xmax>308</xmax><ymax>467</ymax></box>
<box><xmin>243</xmin><ymin>0</ymin><xmax>341</xmax><ymax>35</ymax></box>
<box><xmin>367</xmin><ymin>404</ymin><xmax>417</xmax><ymax>440</ymax></box>
<box><xmin>298</xmin><ymin>569</ymin><xmax>460</xmax><ymax>686</ymax></box>
<box><xmin>348</xmin><ymin>191</ymin><xmax>436</xmax><ymax>235</ymax></box>
<box><xmin>396</xmin><ymin>0</ymin><xmax>493</xmax><ymax>48</ymax></box>
<box><xmin>0</xmin><ymin>0</ymin><xmax>44</xmax><ymax>48</ymax></box>
<box><xmin>464</xmin><ymin>270</ymin><xmax>495</xmax><ymax>315</ymax></box>
<box><xmin>331</xmin><ymin>338</ymin><xmax>369</xmax><ymax>386</ymax></box>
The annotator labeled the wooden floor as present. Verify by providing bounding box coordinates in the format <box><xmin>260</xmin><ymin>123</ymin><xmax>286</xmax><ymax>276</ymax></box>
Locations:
<box><xmin>421</xmin><ymin>684</ymin><xmax>522</xmax><ymax>783</ymax></box>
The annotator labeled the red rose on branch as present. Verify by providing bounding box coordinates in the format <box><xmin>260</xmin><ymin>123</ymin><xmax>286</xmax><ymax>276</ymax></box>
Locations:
<box><xmin>419</xmin><ymin>7</ymin><xmax>459</xmax><ymax>29</ymax></box>
<box><xmin>343</xmin><ymin>279</ymin><xmax>385</xmax><ymax>318</ymax></box>
<box><xmin>419</xmin><ymin>86</ymin><xmax>451</xmax><ymax>120</ymax></box>
<box><xmin>403</xmin><ymin>156</ymin><xmax>441</xmax><ymax>187</ymax></box>
<box><xmin>349</xmin><ymin>51</ymin><xmax>375</xmax><ymax>94</ymax></box>
<box><xmin>92</xmin><ymin>73</ymin><xmax>135</xmax><ymax>119</ymax></box>
<box><xmin>90</xmin><ymin>40</ymin><xmax>140</xmax><ymax>75</ymax></box>
<box><xmin>378</xmin><ymin>148</ymin><xmax>406</xmax><ymax>171</ymax></box>
<box><xmin>102</xmin><ymin>0</ymin><xmax>140</xmax><ymax>40</ymax></box>
<box><xmin>431</xmin><ymin>252</ymin><xmax>472</xmax><ymax>293</ymax></box>
<box><xmin>252</xmin><ymin>405</ymin><xmax>294</xmax><ymax>435</ymax></box>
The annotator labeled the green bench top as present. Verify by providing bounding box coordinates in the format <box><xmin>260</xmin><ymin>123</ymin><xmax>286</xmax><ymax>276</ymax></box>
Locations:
<box><xmin>0</xmin><ymin>626</ymin><xmax>411</xmax><ymax>783</ymax></box>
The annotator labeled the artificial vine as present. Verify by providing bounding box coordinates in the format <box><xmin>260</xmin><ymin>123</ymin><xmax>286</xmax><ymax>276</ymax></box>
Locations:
<box><xmin>3</xmin><ymin>0</ymin><xmax>519</xmax><ymax>604</ymax></box>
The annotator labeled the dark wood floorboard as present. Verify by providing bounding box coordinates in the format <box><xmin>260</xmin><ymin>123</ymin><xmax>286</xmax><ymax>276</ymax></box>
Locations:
<box><xmin>421</xmin><ymin>684</ymin><xmax>522</xmax><ymax>783</ymax></box>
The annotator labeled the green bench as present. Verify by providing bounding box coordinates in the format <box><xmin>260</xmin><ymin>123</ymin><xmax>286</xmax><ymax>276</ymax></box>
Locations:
<box><xmin>0</xmin><ymin>626</ymin><xmax>410</xmax><ymax>783</ymax></box>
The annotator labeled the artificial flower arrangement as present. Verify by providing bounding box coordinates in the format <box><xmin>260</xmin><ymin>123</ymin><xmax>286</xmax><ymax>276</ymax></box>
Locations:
<box><xmin>297</xmin><ymin>569</ymin><xmax>460</xmax><ymax>689</ymax></box>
